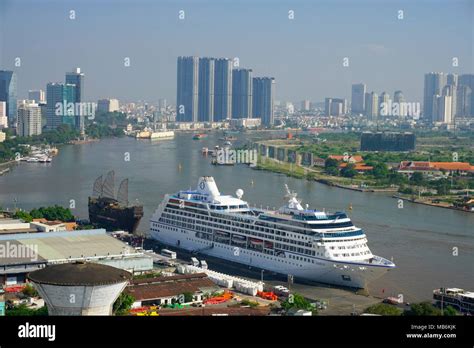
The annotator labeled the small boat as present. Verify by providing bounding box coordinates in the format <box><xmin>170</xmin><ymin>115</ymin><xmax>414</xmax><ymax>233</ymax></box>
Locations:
<box><xmin>231</xmin><ymin>234</ymin><xmax>246</xmax><ymax>244</ymax></box>
<box><xmin>223</xmin><ymin>141</ymin><xmax>232</xmax><ymax>147</ymax></box>
<box><xmin>193</xmin><ymin>133</ymin><xmax>207</xmax><ymax>140</ymax></box>
<box><xmin>264</xmin><ymin>241</ymin><xmax>273</xmax><ymax>249</ymax></box>
<box><xmin>250</xmin><ymin>238</ymin><xmax>263</xmax><ymax>245</ymax></box>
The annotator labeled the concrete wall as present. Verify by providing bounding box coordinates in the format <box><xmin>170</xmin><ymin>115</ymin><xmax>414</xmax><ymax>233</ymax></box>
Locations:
<box><xmin>33</xmin><ymin>281</ymin><xmax>128</xmax><ymax>316</ymax></box>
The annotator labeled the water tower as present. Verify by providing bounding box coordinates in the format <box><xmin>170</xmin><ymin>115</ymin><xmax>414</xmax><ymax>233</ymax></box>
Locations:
<box><xmin>28</xmin><ymin>261</ymin><xmax>132</xmax><ymax>315</ymax></box>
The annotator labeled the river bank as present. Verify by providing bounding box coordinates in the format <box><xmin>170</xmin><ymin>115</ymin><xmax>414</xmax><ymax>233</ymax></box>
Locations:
<box><xmin>255</xmin><ymin>157</ymin><xmax>472</xmax><ymax>213</ymax></box>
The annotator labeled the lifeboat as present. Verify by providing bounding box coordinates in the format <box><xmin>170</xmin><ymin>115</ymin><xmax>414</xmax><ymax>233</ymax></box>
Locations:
<box><xmin>232</xmin><ymin>234</ymin><xmax>246</xmax><ymax>244</ymax></box>
<box><xmin>264</xmin><ymin>241</ymin><xmax>274</xmax><ymax>249</ymax></box>
<box><xmin>250</xmin><ymin>238</ymin><xmax>263</xmax><ymax>245</ymax></box>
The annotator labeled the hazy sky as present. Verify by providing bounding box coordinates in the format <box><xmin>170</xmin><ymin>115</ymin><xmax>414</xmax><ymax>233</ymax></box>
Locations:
<box><xmin>0</xmin><ymin>0</ymin><xmax>472</xmax><ymax>104</ymax></box>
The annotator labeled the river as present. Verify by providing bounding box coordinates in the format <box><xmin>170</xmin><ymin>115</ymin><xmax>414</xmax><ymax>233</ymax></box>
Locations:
<box><xmin>0</xmin><ymin>132</ymin><xmax>472</xmax><ymax>301</ymax></box>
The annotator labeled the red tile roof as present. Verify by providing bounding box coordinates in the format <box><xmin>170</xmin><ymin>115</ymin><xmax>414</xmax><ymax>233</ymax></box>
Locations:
<box><xmin>329</xmin><ymin>155</ymin><xmax>364</xmax><ymax>163</ymax></box>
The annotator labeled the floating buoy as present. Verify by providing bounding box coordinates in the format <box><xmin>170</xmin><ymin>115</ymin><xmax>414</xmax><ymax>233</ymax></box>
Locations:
<box><xmin>349</xmin><ymin>203</ymin><xmax>353</xmax><ymax>211</ymax></box>
<box><xmin>178</xmin><ymin>164</ymin><xmax>182</xmax><ymax>171</ymax></box>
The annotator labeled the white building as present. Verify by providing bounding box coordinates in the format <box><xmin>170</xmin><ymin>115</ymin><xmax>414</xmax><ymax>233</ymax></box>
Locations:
<box><xmin>97</xmin><ymin>99</ymin><xmax>120</xmax><ymax>113</ymax></box>
<box><xmin>433</xmin><ymin>95</ymin><xmax>452</xmax><ymax>124</ymax></box>
<box><xmin>0</xmin><ymin>101</ymin><xmax>8</xmax><ymax>129</ymax></box>
<box><xmin>17</xmin><ymin>101</ymin><xmax>42</xmax><ymax>137</ymax></box>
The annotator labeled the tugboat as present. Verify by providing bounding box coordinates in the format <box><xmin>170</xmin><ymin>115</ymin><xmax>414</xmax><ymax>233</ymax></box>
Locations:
<box><xmin>88</xmin><ymin>171</ymin><xmax>144</xmax><ymax>234</ymax></box>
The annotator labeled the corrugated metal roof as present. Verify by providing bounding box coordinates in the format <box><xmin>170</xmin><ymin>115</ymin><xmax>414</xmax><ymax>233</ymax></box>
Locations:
<box><xmin>0</xmin><ymin>229</ymin><xmax>142</xmax><ymax>265</ymax></box>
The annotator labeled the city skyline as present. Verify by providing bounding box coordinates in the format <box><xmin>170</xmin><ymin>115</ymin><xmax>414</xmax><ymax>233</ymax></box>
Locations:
<box><xmin>0</xmin><ymin>0</ymin><xmax>472</xmax><ymax>103</ymax></box>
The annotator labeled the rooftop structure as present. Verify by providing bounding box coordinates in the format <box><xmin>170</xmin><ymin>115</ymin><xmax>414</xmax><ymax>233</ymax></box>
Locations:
<box><xmin>28</xmin><ymin>262</ymin><xmax>132</xmax><ymax>315</ymax></box>
<box><xmin>0</xmin><ymin>229</ymin><xmax>152</xmax><ymax>286</ymax></box>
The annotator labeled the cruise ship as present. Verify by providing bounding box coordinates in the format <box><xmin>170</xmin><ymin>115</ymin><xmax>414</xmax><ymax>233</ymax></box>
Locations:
<box><xmin>150</xmin><ymin>176</ymin><xmax>395</xmax><ymax>288</ymax></box>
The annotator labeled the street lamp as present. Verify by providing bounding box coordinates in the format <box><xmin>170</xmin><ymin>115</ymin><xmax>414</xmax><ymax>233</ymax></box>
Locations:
<box><xmin>261</xmin><ymin>269</ymin><xmax>265</xmax><ymax>282</ymax></box>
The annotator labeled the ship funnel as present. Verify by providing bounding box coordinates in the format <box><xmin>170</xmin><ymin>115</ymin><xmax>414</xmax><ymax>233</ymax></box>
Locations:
<box><xmin>197</xmin><ymin>176</ymin><xmax>220</xmax><ymax>198</ymax></box>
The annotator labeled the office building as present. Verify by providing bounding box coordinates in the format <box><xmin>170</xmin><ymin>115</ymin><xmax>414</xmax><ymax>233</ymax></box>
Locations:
<box><xmin>65</xmin><ymin>68</ymin><xmax>85</xmax><ymax>133</ymax></box>
<box><xmin>232</xmin><ymin>69</ymin><xmax>253</xmax><ymax>119</ymax></box>
<box><xmin>0</xmin><ymin>70</ymin><xmax>17</xmax><ymax>127</ymax></box>
<box><xmin>46</xmin><ymin>83</ymin><xmax>76</xmax><ymax>130</ymax></box>
<box><xmin>351</xmin><ymin>83</ymin><xmax>366</xmax><ymax>114</ymax></box>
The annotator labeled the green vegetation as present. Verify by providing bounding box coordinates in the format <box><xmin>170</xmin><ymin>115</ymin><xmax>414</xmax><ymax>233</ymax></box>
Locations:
<box><xmin>6</xmin><ymin>304</ymin><xmax>48</xmax><ymax>316</ymax></box>
<box><xmin>405</xmin><ymin>302</ymin><xmax>442</xmax><ymax>316</ymax></box>
<box><xmin>22</xmin><ymin>284</ymin><xmax>39</xmax><ymax>298</ymax></box>
<box><xmin>113</xmin><ymin>293</ymin><xmax>135</xmax><ymax>316</ymax></box>
<box><xmin>13</xmin><ymin>205</ymin><xmax>75</xmax><ymax>222</ymax></box>
<box><xmin>280</xmin><ymin>293</ymin><xmax>314</xmax><ymax>312</ymax></box>
<box><xmin>0</xmin><ymin>124</ymin><xmax>79</xmax><ymax>163</ymax></box>
<box><xmin>133</xmin><ymin>271</ymin><xmax>162</xmax><ymax>280</ymax></box>
<box><xmin>240</xmin><ymin>299</ymin><xmax>259</xmax><ymax>308</ymax></box>
<box><xmin>182</xmin><ymin>292</ymin><xmax>194</xmax><ymax>303</ymax></box>
<box><xmin>364</xmin><ymin>303</ymin><xmax>403</xmax><ymax>316</ymax></box>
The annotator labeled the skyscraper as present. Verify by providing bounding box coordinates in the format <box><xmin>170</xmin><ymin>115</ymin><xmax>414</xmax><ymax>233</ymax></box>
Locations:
<box><xmin>232</xmin><ymin>68</ymin><xmax>253</xmax><ymax>119</ymax></box>
<box><xmin>433</xmin><ymin>95</ymin><xmax>452</xmax><ymax>124</ymax></box>
<box><xmin>176</xmin><ymin>56</ymin><xmax>199</xmax><ymax>122</ymax></box>
<box><xmin>198</xmin><ymin>57</ymin><xmax>215</xmax><ymax>122</ymax></box>
<box><xmin>46</xmin><ymin>83</ymin><xmax>76</xmax><ymax>130</ymax></box>
<box><xmin>252</xmin><ymin>77</ymin><xmax>275</xmax><ymax>126</ymax></box>
<box><xmin>351</xmin><ymin>83</ymin><xmax>366</xmax><ymax>115</ymax></box>
<box><xmin>378</xmin><ymin>92</ymin><xmax>391</xmax><ymax>116</ymax></box>
<box><xmin>446</xmin><ymin>73</ymin><xmax>458</xmax><ymax>86</ymax></box>
<box><xmin>213</xmin><ymin>58</ymin><xmax>232</xmax><ymax>121</ymax></box>
<box><xmin>365</xmin><ymin>92</ymin><xmax>378</xmax><ymax>120</ymax></box>
<box><xmin>423</xmin><ymin>72</ymin><xmax>447</xmax><ymax>122</ymax></box>
<box><xmin>456</xmin><ymin>85</ymin><xmax>472</xmax><ymax>117</ymax></box>
<box><xmin>458</xmin><ymin>74</ymin><xmax>474</xmax><ymax>116</ymax></box>
<box><xmin>17</xmin><ymin>101</ymin><xmax>42</xmax><ymax>137</ymax></box>
<box><xmin>0</xmin><ymin>70</ymin><xmax>17</xmax><ymax>127</ymax></box>
<box><xmin>65</xmin><ymin>68</ymin><xmax>85</xmax><ymax>133</ymax></box>
<box><xmin>442</xmin><ymin>84</ymin><xmax>457</xmax><ymax>121</ymax></box>
<box><xmin>393</xmin><ymin>90</ymin><xmax>404</xmax><ymax>103</ymax></box>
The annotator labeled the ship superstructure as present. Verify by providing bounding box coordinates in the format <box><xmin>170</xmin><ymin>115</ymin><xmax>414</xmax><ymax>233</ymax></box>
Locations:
<box><xmin>150</xmin><ymin>176</ymin><xmax>395</xmax><ymax>288</ymax></box>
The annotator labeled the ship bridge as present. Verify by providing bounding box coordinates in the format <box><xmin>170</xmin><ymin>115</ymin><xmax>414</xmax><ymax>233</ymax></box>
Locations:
<box><xmin>175</xmin><ymin>176</ymin><xmax>249</xmax><ymax>211</ymax></box>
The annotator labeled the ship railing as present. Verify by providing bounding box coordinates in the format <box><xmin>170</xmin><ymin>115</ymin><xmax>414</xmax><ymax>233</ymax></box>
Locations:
<box><xmin>370</xmin><ymin>255</ymin><xmax>395</xmax><ymax>266</ymax></box>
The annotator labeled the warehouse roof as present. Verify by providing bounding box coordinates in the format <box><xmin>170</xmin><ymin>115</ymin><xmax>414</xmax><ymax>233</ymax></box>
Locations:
<box><xmin>0</xmin><ymin>229</ymin><xmax>142</xmax><ymax>266</ymax></box>
<box><xmin>28</xmin><ymin>261</ymin><xmax>132</xmax><ymax>286</ymax></box>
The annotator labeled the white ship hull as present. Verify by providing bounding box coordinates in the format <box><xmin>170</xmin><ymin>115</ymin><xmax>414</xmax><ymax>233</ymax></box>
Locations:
<box><xmin>150</xmin><ymin>223</ymin><xmax>391</xmax><ymax>289</ymax></box>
